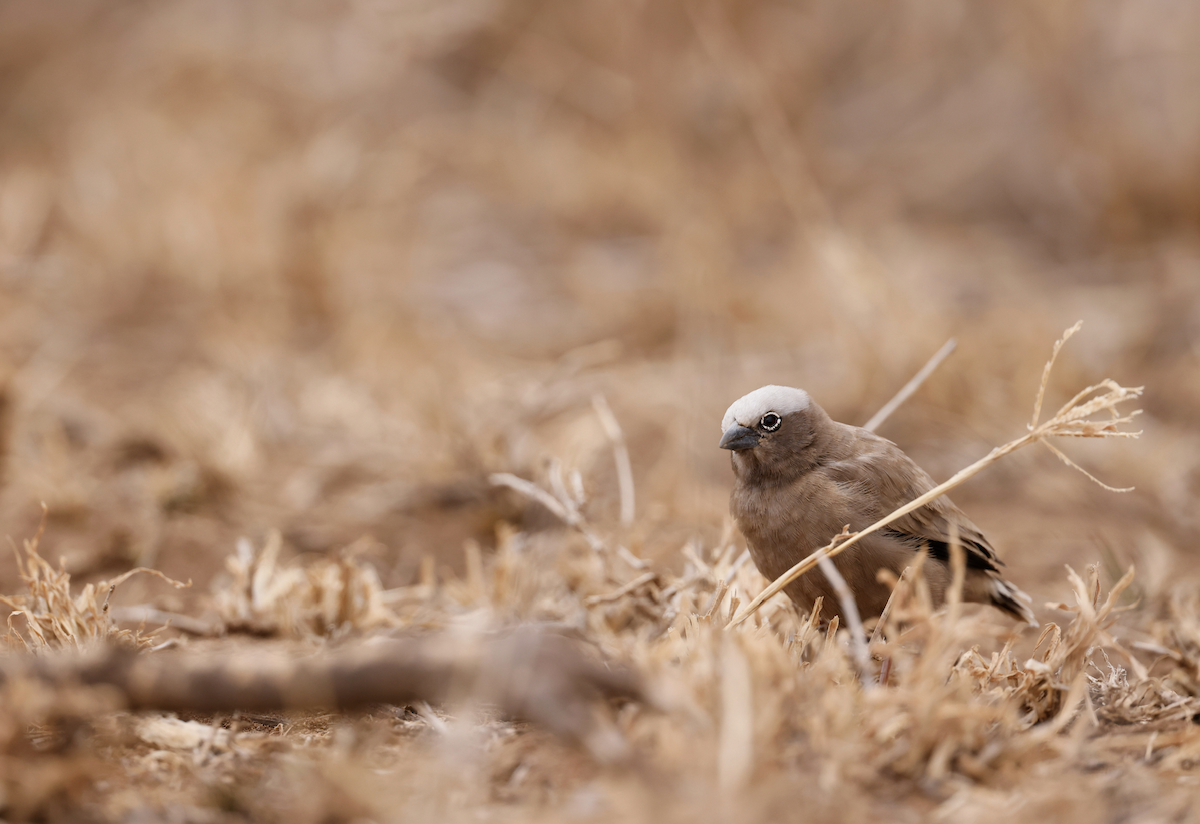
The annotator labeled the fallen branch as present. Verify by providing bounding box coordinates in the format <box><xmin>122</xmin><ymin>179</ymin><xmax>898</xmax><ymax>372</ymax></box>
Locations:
<box><xmin>1</xmin><ymin>627</ymin><xmax>645</xmax><ymax>761</ymax></box>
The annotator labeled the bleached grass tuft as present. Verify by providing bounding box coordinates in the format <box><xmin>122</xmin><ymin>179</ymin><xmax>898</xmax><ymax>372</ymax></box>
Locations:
<box><xmin>212</xmin><ymin>529</ymin><xmax>396</xmax><ymax>638</ymax></box>
<box><xmin>1</xmin><ymin>509</ymin><xmax>189</xmax><ymax>650</ymax></box>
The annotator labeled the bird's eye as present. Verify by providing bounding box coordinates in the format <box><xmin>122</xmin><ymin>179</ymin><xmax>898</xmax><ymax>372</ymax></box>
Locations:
<box><xmin>760</xmin><ymin>412</ymin><xmax>782</xmax><ymax>432</ymax></box>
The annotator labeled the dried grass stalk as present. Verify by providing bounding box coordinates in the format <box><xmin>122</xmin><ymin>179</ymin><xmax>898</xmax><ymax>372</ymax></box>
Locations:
<box><xmin>864</xmin><ymin>338</ymin><xmax>958</xmax><ymax>433</ymax></box>
<box><xmin>593</xmin><ymin>393</ymin><xmax>636</xmax><ymax>526</ymax></box>
<box><xmin>490</xmin><ymin>471</ymin><xmax>607</xmax><ymax>554</ymax></box>
<box><xmin>816</xmin><ymin>553</ymin><xmax>871</xmax><ymax>684</ymax></box>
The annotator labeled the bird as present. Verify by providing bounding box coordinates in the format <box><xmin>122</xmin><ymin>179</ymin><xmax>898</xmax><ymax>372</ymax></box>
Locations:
<box><xmin>719</xmin><ymin>385</ymin><xmax>1034</xmax><ymax>625</ymax></box>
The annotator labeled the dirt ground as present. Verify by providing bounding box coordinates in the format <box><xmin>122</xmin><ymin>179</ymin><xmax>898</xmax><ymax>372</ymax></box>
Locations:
<box><xmin>0</xmin><ymin>1</ymin><xmax>1199</xmax><ymax>821</ymax></box>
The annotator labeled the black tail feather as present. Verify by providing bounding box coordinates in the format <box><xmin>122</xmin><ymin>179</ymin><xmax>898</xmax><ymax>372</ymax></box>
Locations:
<box><xmin>989</xmin><ymin>577</ymin><xmax>1036</xmax><ymax>625</ymax></box>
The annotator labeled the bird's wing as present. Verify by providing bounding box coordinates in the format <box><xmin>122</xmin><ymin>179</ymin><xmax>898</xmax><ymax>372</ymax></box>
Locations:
<box><xmin>823</xmin><ymin>429</ymin><xmax>1003</xmax><ymax>572</ymax></box>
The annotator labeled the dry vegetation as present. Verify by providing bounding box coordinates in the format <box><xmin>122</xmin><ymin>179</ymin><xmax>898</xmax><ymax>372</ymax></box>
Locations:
<box><xmin>0</xmin><ymin>0</ymin><xmax>1199</xmax><ymax>821</ymax></box>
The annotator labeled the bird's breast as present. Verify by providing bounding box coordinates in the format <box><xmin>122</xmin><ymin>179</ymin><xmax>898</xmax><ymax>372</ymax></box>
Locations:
<box><xmin>730</xmin><ymin>477</ymin><xmax>851</xmax><ymax>581</ymax></box>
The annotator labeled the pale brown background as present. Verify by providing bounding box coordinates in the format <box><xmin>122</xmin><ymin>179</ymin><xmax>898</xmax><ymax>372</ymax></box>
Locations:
<box><xmin>0</xmin><ymin>0</ymin><xmax>1197</xmax><ymax>619</ymax></box>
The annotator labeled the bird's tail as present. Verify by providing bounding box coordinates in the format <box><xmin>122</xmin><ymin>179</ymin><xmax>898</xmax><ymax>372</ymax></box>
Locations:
<box><xmin>988</xmin><ymin>576</ymin><xmax>1037</xmax><ymax>626</ymax></box>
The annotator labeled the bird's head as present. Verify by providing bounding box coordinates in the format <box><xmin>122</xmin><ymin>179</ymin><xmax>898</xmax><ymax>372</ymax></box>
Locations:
<box><xmin>719</xmin><ymin>385</ymin><xmax>825</xmax><ymax>479</ymax></box>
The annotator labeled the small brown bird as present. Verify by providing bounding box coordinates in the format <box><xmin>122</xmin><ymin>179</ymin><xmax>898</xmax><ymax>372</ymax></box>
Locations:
<box><xmin>720</xmin><ymin>385</ymin><xmax>1034</xmax><ymax>624</ymax></box>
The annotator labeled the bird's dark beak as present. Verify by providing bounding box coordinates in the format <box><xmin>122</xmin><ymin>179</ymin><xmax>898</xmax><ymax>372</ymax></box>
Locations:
<box><xmin>719</xmin><ymin>425</ymin><xmax>760</xmax><ymax>451</ymax></box>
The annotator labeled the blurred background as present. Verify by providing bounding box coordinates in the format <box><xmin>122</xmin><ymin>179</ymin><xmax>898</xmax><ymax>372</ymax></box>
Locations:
<box><xmin>0</xmin><ymin>0</ymin><xmax>1197</xmax><ymax>615</ymax></box>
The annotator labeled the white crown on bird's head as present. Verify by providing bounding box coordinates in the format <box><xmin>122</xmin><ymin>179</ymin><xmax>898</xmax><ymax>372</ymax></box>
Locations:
<box><xmin>721</xmin><ymin>385</ymin><xmax>811</xmax><ymax>432</ymax></box>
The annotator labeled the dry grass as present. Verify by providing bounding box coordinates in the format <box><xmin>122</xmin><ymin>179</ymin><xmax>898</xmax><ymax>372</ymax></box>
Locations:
<box><xmin>3</xmin><ymin>454</ymin><xmax>1200</xmax><ymax>822</ymax></box>
<box><xmin>211</xmin><ymin>529</ymin><xmax>396</xmax><ymax>639</ymax></box>
<box><xmin>1</xmin><ymin>512</ymin><xmax>189</xmax><ymax>651</ymax></box>
<box><xmin>0</xmin><ymin>0</ymin><xmax>1198</xmax><ymax>821</ymax></box>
